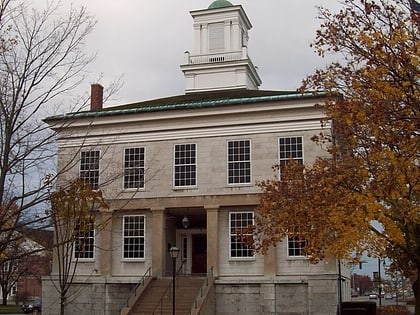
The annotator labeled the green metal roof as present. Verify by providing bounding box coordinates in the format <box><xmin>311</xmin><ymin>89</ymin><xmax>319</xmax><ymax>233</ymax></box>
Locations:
<box><xmin>208</xmin><ymin>0</ymin><xmax>234</xmax><ymax>9</ymax></box>
<box><xmin>44</xmin><ymin>90</ymin><xmax>327</xmax><ymax>122</ymax></box>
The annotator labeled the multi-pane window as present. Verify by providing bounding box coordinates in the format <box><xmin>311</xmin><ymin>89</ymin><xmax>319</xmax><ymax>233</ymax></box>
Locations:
<box><xmin>74</xmin><ymin>220</ymin><xmax>95</xmax><ymax>259</ymax></box>
<box><xmin>80</xmin><ymin>150</ymin><xmax>100</xmax><ymax>190</ymax></box>
<box><xmin>229</xmin><ymin>212</ymin><xmax>254</xmax><ymax>258</ymax></box>
<box><xmin>174</xmin><ymin>144</ymin><xmax>196</xmax><ymax>187</ymax></box>
<box><xmin>279</xmin><ymin>137</ymin><xmax>303</xmax><ymax>178</ymax></box>
<box><xmin>124</xmin><ymin>147</ymin><xmax>145</xmax><ymax>189</ymax></box>
<box><xmin>287</xmin><ymin>237</ymin><xmax>307</xmax><ymax>257</ymax></box>
<box><xmin>11</xmin><ymin>283</ymin><xmax>17</xmax><ymax>296</ymax></box>
<box><xmin>123</xmin><ymin>215</ymin><xmax>145</xmax><ymax>259</ymax></box>
<box><xmin>1</xmin><ymin>261</ymin><xmax>16</xmax><ymax>272</ymax></box>
<box><xmin>227</xmin><ymin>140</ymin><xmax>251</xmax><ymax>184</ymax></box>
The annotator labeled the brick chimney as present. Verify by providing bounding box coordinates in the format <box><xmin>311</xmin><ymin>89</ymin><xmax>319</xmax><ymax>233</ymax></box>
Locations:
<box><xmin>90</xmin><ymin>84</ymin><xmax>103</xmax><ymax>111</ymax></box>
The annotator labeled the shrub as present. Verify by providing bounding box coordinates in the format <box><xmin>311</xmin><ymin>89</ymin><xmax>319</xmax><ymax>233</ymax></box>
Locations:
<box><xmin>377</xmin><ymin>305</ymin><xmax>410</xmax><ymax>315</ymax></box>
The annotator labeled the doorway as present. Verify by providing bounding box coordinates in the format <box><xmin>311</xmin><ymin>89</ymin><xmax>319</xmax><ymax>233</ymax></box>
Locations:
<box><xmin>191</xmin><ymin>234</ymin><xmax>207</xmax><ymax>274</ymax></box>
<box><xmin>179</xmin><ymin>232</ymin><xmax>207</xmax><ymax>275</ymax></box>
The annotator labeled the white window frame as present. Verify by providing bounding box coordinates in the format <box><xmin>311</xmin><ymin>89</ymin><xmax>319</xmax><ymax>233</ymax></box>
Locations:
<box><xmin>11</xmin><ymin>283</ymin><xmax>17</xmax><ymax>296</ymax></box>
<box><xmin>123</xmin><ymin>147</ymin><xmax>146</xmax><ymax>190</ymax></box>
<box><xmin>287</xmin><ymin>236</ymin><xmax>307</xmax><ymax>258</ymax></box>
<box><xmin>122</xmin><ymin>215</ymin><xmax>146</xmax><ymax>260</ymax></box>
<box><xmin>173</xmin><ymin>143</ymin><xmax>197</xmax><ymax>188</ymax></box>
<box><xmin>227</xmin><ymin>139</ymin><xmax>251</xmax><ymax>185</ymax></box>
<box><xmin>74</xmin><ymin>221</ymin><xmax>95</xmax><ymax>260</ymax></box>
<box><xmin>229</xmin><ymin>211</ymin><xmax>254</xmax><ymax>259</ymax></box>
<box><xmin>278</xmin><ymin>136</ymin><xmax>304</xmax><ymax>179</ymax></box>
<box><xmin>80</xmin><ymin>150</ymin><xmax>100</xmax><ymax>190</ymax></box>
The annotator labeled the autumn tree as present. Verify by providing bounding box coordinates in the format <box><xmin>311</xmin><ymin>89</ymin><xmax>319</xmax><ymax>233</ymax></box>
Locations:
<box><xmin>0</xmin><ymin>0</ymin><xmax>96</xmax><ymax>259</ymax></box>
<box><xmin>254</xmin><ymin>0</ymin><xmax>420</xmax><ymax>313</ymax></box>
<box><xmin>48</xmin><ymin>179</ymin><xmax>109</xmax><ymax>315</ymax></box>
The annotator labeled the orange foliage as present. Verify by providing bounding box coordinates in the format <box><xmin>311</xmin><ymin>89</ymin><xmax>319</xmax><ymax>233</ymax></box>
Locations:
<box><xmin>255</xmin><ymin>0</ymin><xmax>419</xmax><ymax>312</ymax></box>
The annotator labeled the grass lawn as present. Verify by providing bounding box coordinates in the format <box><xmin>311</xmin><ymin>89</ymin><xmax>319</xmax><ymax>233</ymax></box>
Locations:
<box><xmin>0</xmin><ymin>305</ymin><xmax>23</xmax><ymax>314</ymax></box>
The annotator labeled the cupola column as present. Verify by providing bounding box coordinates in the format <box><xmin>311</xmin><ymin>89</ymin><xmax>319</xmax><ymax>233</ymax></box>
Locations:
<box><xmin>224</xmin><ymin>20</ymin><xmax>231</xmax><ymax>51</ymax></box>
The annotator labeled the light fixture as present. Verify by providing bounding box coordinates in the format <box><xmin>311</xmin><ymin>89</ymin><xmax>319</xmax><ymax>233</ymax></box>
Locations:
<box><xmin>169</xmin><ymin>246</ymin><xmax>179</xmax><ymax>315</ymax></box>
<box><xmin>169</xmin><ymin>246</ymin><xmax>180</xmax><ymax>259</ymax></box>
<box><xmin>182</xmin><ymin>215</ymin><xmax>190</xmax><ymax>229</ymax></box>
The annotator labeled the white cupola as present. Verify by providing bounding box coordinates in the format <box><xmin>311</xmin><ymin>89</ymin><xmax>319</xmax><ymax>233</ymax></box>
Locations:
<box><xmin>180</xmin><ymin>0</ymin><xmax>261</xmax><ymax>94</ymax></box>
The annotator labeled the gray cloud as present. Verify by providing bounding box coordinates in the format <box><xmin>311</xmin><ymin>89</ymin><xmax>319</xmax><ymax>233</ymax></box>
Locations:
<box><xmin>47</xmin><ymin>0</ymin><xmax>342</xmax><ymax>106</ymax></box>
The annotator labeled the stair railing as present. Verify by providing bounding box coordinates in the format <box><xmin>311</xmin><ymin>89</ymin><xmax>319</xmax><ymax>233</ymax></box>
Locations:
<box><xmin>120</xmin><ymin>266</ymin><xmax>152</xmax><ymax>315</ymax></box>
<box><xmin>152</xmin><ymin>261</ymin><xmax>185</xmax><ymax>315</ymax></box>
<box><xmin>189</xmin><ymin>266</ymin><xmax>214</xmax><ymax>315</ymax></box>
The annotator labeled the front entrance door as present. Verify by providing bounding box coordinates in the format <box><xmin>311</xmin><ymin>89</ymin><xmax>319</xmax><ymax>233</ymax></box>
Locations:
<box><xmin>191</xmin><ymin>234</ymin><xmax>207</xmax><ymax>274</ymax></box>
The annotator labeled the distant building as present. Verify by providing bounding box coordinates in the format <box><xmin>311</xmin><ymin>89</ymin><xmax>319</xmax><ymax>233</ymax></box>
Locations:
<box><xmin>0</xmin><ymin>228</ymin><xmax>52</xmax><ymax>304</ymax></box>
<box><xmin>43</xmin><ymin>1</ymin><xmax>350</xmax><ymax>314</ymax></box>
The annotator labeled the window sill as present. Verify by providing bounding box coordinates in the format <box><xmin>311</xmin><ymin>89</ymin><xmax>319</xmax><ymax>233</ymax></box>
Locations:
<box><xmin>228</xmin><ymin>257</ymin><xmax>256</xmax><ymax>262</ymax></box>
<box><xmin>286</xmin><ymin>256</ymin><xmax>308</xmax><ymax>261</ymax></box>
<box><xmin>72</xmin><ymin>258</ymin><xmax>95</xmax><ymax>263</ymax></box>
<box><xmin>122</xmin><ymin>188</ymin><xmax>146</xmax><ymax>192</ymax></box>
<box><xmin>172</xmin><ymin>187</ymin><xmax>198</xmax><ymax>191</ymax></box>
<box><xmin>226</xmin><ymin>183</ymin><xmax>253</xmax><ymax>188</ymax></box>
<box><xmin>121</xmin><ymin>258</ymin><xmax>146</xmax><ymax>263</ymax></box>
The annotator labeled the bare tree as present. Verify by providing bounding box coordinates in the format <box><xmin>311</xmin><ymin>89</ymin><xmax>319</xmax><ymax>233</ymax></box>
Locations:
<box><xmin>0</xmin><ymin>0</ymin><xmax>96</xmax><ymax>259</ymax></box>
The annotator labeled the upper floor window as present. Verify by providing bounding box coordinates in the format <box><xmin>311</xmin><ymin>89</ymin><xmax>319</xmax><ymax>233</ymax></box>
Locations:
<box><xmin>74</xmin><ymin>220</ymin><xmax>95</xmax><ymax>259</ymax></box>
<box><xmin>2</xmin><ymin>261</ymin><xmax>17</xmax><ymax>272</ymax></box>
<box><xmin>287</xmin><ymin>236</ymin><xmax>307</xmax><ymax>257</ymax></box>
<box><xmin>80</xmin><ymin>150</ymin><xmax>100</xmax><ymax>190</ymax></box>
<box><xmin>279</xmin><ymin>136</ymin><xmax>303</xmax><ymax>179</ymax></box>
<box><xmin>174</xmin><ymin>143</ymin><xmax>196</xmax><ymax>187</ymax></box>
<box><xmin>123</xmin><ymin>215</ymin><xmax>145</xmax><ymax>259</ymax></box>
<box><xmin>124</xmin><ymin>147</ymin><xmax>145</xmax><ymax>189</ymax></box>
<box><xmin>227</xmin><ymin>140</ymin><xmax>251</xmax><ymax>184</ymax></box>
<box><xmin>229</xmin><ymin>211</ymin><xmax>254</xmax><ymax>258</ymax></box>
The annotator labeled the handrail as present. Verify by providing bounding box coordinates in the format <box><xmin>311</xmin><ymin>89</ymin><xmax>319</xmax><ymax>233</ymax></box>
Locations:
<box><xmin>188</xmin><ymin>50</ymin><xmax>244</xmax><ymax>65</ymax></box>
<box><xmin>189</xmin><ymin>267</ymin><xmax>214</xmax><ymax>315</ymax></box>
<box><xmin>125</xmin><ymin>266</ymin><xmax>152</xmax><ymax>307</ymax></box>
<box><xmin>151</xmin><ymin>261</ymin><xmax>185</xmax><ymax>315</ymax></box>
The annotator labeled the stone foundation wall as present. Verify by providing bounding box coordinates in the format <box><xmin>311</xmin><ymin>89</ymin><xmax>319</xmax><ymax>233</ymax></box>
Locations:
<box><xmin>214</xmin><ymin>277</ymin><xmax>338</xmax><ymax>315</ymax></box>
<box><xmin>42</xmin><ymin>278</ymin><xmax>135</xmax><ymax>315</ymax></box>
<box><xmin>42</xmin><ymin>277</ymin><xmax>338</xmax><ymax>315</ymax></box>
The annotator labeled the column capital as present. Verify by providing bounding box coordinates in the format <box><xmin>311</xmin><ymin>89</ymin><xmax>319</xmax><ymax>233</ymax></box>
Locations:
<box><xmin>205</xmin><ymin>205</ymin><xmax>220</xmax><ymax>212</ymax></box>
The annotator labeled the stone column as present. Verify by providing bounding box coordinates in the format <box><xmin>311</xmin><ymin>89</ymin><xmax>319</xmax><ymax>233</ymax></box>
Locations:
<box><xmin>152</xmin><ymin>208</ymin><xmax>166</xmax><ymax>278</ymax></box>
<box><xmin>206</xmin><ymin>206</ymin><xmax>219</xmax><ymax>277</ymax></box>
<box><xmin>264</xmin><ymin>246</ymin><xmax>276</xmax><ymax>277</ymax></box>
<box><xmin>99</xmin><ymin>211</ymin><xmax>113</xmax><ymax>276</ymax></box>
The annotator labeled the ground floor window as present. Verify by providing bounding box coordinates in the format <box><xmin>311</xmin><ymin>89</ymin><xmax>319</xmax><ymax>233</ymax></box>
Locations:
<box><xmin>74</xmin><ymin>220</ymin><xmax>95</xmax><ymax>259</ymax></box>
<box><xmin>229</xmin><ymin>211</ymin><xmax>254</xmax><ymax>258</ymax></box>
<box><xmin>123</xmin><ymin>215</ymin><xmax>145</xmax><ymax>259</ymax></box>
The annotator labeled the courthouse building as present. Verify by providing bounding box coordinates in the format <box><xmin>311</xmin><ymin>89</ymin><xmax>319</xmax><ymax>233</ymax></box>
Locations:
<box><xmin>43</xmin><ymin>1</ymin><xmax>350</xmax><ymax>314</ymax></box>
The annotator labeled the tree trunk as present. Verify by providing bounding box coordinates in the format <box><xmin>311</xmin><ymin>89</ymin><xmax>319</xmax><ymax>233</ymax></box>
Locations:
<box><xmin>2</xmin><ymin>289</ymin><xmax>7</xmax><ymax>306</ymax></box>
<box><xmin>414</xmin><ymin>266</ymin><xmax>420</xmax><ymax>315</ymax></box>
<box><xmin>60</xmin><ymin>294</ymin><xmax>65</xmax><ymax>315</ymax></box>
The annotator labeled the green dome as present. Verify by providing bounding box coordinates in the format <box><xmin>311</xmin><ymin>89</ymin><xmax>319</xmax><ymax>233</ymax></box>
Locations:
<box><xmin>208</xmin><ymin>0</ymin><xmax>234</xmax><ymax>9</ymax></box>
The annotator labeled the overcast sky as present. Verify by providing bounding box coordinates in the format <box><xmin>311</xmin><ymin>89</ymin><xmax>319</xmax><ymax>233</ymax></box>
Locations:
<box><xmin>53</xmin><ymin>0</ymin><xmax>345</xmax><ymax>106</ymax></box>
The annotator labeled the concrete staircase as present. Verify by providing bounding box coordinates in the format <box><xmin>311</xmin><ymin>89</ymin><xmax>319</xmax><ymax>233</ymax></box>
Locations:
<box><xmin>129</xmin><ymin>276</ymin><xmax>205</xmax><ymax>315</ymax></box>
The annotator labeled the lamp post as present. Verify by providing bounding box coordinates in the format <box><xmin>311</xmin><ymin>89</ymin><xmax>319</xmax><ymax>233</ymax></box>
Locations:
<box><xmin>169</xmin><ymin>246</ymin><xmax>180</xmax><ymax>315</ymax></box>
